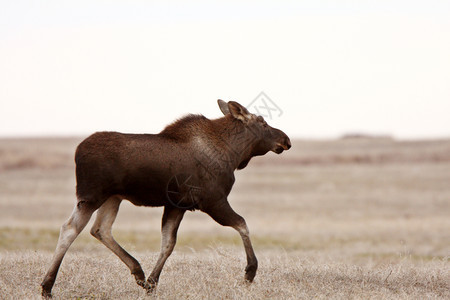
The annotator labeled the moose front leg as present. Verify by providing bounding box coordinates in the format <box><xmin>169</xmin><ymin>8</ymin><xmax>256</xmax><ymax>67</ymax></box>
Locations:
<box><xmin>235</xmin><ymin>222</ymin><xmax>258</xmax><ymax>282</ymax></box>
<box><xmin>204</xmin><ymin>200</ymin><xmax>258</xmax><ymax>282</ymax></box>
<box><xmin>146</xmin><ymin>206</ymin><xmax>185</xmax><ymax>292</ymax></box>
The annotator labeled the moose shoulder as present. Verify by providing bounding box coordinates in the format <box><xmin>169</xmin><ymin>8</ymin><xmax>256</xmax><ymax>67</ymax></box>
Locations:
<box><xmin>41</xmin><ymin>100</ymin><xmax>291</xmax><ymax>298</ymax></box>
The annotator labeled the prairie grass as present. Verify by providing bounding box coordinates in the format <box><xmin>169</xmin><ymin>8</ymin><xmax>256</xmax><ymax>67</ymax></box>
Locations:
<box><xmin>0</xmin><ymin>249</ymin><xmax>448</xmax><ymax>299</ymax></box>
<box><xmin>0</xmin><ymin>137</ymin><xmax>449</xmax><ymax>299</ymax></box>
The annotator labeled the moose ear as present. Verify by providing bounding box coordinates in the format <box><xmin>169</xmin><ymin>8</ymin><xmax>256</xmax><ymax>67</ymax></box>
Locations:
<box><xmin>217</xmin><ymin>99</ymin><xmax>230</xmax><ymax>115</ymax></box>
<box><xmin>227</xmin><ymin>101</ymin><xmax>252</xmax><ymax>122</ymax></box>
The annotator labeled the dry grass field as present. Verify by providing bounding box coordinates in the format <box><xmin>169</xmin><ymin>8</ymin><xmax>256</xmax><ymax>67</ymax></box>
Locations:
<box><xmin>0</xmin><ymin>137</ymin><xmax>449</xmax><ymax>299</ymax></box>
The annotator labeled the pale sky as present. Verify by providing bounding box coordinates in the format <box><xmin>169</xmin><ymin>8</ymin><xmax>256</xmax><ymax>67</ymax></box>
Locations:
<box><xmin>1</xmin><ymin>1</ymin><xmax>449</xmax><ymax>139</ymax></box>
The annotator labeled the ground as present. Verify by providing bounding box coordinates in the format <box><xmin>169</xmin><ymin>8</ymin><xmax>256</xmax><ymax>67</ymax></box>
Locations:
<box><xmin>0</xmin><ymin>137</ymin><xmax>449</xmax><ymax>299</ymax></box>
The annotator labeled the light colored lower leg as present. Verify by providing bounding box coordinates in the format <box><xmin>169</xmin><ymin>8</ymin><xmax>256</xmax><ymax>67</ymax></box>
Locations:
<box><xmin>235</xmin><ymin>223</ymin><xmax>256</xmax><ymax>258</ymax></box>
<box><xmin>41</xmin><ymin>204</ymin><xmax>94</xmax><ymax>293</ymax></box>
<box><xmin>148</xmin><ymin>208</ymin><xmax>185</xmax><ymax>285</ymax></box>
<box><xmin>234</xmin><ymin>222</ymin><xmax>258</xmax><ymax>282</ymax></box>
<box><xmin>90</xmin><ymin>197</ymin><xmax>144</xmax><ymax>280</ymax></box>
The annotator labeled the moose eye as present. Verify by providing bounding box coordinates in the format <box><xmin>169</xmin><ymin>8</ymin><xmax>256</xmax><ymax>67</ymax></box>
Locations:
<box><xmin>255</xmin><ymin>115</ymin><xmax>268</xmax><ymax>128</ymax></box>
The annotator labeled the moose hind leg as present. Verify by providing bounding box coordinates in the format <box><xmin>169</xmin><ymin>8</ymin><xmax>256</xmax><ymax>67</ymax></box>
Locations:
<box><xmin>41</xmin><ymin>201</ymin><xmax>96</xmax><ymax>298</ymax></box>
<box><xmin>90</xmin><ymin>196</ymin><xmax>146</xmax><ymax>287</ymax></box>
<box><xmin>147</xmin><ymin>206</ymin><xmax>185</xmax><ymax>292</ymax></box>
<box><xmin>204</xmin><ymin>201</ymin><xmax>258</xmax><ymax>282</ymax></box>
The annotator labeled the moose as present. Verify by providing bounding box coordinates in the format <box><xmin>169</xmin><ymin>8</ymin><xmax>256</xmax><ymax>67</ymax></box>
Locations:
<box><xmin>41</xmin><ymin>100</ymin><xmax>291</xmax><ymax>297</ymax></box>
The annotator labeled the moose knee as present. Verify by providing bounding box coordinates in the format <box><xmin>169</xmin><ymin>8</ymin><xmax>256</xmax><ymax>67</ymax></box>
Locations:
<box><xmin>90</xmin><ymin>225</ymin><xmax>108</xmax><ymax>241</ymax></box>
<box><xmin>90</xmin><ymin>218</ymin><xmax>113</xmax><ymax>240</ymax></box>
<box><xmin>234</xmin><ymin>221</ymin><xmax>250</xmax><ymax>237</ymax></box>
<box><xmin>90</xmin><ymin>227</ymin><xmax>101</xmax><ymax>239</ymax></box>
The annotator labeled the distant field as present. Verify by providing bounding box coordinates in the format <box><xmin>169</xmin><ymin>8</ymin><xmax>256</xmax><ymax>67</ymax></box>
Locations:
<box><xmin>0</xmin><ymin>137</ymin><xmax>449</xmax><ymax>299</ymax></box>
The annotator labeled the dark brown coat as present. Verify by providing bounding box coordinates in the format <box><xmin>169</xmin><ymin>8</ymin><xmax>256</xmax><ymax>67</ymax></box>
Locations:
<box><xmin>41</xmin><ymin>100</ymin><xmax>291</xmax><ymax>297</ymax></box>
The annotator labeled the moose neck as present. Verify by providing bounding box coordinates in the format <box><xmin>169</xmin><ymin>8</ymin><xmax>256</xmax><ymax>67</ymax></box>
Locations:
<box><xmin>212</xmin><ymin>115</ymin><xmax>258</xmax><ymax>171</ymax></box>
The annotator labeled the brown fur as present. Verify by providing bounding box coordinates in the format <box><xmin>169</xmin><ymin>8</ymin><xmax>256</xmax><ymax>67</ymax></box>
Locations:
<box><xmin>41</xmin><ymin>100</ymin><xmax>291</xmax><ymax>297</ymax></box>
<box><xmin>160</xmin><ymin>114</ymin><xmax>208</xmax><ymax>141</ymax></box>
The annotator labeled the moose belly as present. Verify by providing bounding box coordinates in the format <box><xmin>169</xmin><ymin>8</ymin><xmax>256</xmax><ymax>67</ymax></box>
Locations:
<box><xmin>119</xmin><ymin>167</ymin><xmax>171</xmax><ymax>207</ymax></box>
<box><xmin>121</xmin><ymin>170</ymin><xmax>203</xmax><ymax>210</ymax></box>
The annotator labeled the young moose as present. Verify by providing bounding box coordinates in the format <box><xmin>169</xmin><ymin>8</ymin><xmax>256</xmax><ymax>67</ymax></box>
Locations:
<box><xmin>41</xmin><ymin>100</ymin><xmax>291</xmax><ymax>297</ymax></box>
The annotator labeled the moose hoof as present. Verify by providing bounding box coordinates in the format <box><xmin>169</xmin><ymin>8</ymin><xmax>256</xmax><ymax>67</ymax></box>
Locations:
<box><xmin>132</xmin><ymin>270</ymin><xmax>146</xmax><ymax>288</ymax></box>
<box><xmin>41</xmin><ymin>289</ymin><xmax>52</xmax><ymax>299</ymax></box>
<box><xmin>244</xmin><ymin>265</ymin><xmax>257</xmax><ymax>283</ymax></box>
<box><xmin>136</xmin><ymin>279</ymin><xmax>147</xmax><ymax>289</ymax></box>
<box><xmin>41</xmin><ymin>282</ymin><xmax>53</xmax><ymax>299</ymax></box>
<box><xmin>144</xmin><ymin>278</ymin><xmax>158</xmax><ymax>294</ymax></box>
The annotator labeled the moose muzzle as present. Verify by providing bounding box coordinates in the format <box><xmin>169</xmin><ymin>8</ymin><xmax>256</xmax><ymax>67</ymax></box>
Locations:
<box><xmin>273</xmin><ymin>135</ymin><xmax>291</xmax><ymax>154</ymax></box>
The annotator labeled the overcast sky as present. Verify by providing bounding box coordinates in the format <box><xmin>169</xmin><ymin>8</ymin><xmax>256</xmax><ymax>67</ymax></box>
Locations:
<box><xmin>1</xmin><ymin>1</ymin><xmax>449</xmax><ymax>139</ymax></box>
